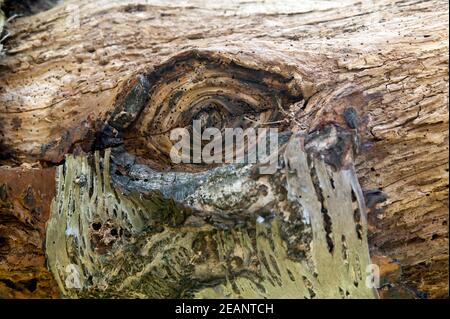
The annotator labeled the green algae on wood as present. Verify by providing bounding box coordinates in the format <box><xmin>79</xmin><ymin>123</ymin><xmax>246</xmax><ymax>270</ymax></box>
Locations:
<box><xmin>46</xmin><ymin>135</ymin><xmax>377</xmax><ymax>298</ymax></box>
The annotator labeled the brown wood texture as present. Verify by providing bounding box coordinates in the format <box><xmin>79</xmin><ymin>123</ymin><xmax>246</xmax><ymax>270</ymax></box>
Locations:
<box><xmin>0</xmin><ymin>0</ymin><xmax>448</xmax><ymax>298</ymax></box>
<box><xmin>0</xmin><ymin>167</ymin><xmax>59</xmax><ymax>298</ymax></box>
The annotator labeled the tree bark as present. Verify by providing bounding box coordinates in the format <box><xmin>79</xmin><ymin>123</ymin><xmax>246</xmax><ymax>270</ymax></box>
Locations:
<box><xmin>0</xmin><ymin>0</ymin><xmax>448</xmax><ymax>298</ymax></box>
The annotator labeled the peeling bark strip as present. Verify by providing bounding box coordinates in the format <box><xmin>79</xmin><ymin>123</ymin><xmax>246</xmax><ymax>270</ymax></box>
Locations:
<box><xmin>46</xmin><ymin>131</ymin><xmax>377</xmax><ymax>299</ymax></box>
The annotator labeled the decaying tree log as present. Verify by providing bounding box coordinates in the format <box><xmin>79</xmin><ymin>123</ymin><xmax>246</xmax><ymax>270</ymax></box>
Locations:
<box><xmin>0</xmin><ymin>0</ymin><xmax>448</xmax><ymax>298</ymax></box>
<box><xmin>45</xmin><ymin>126</ymin><xmax>378</xmax><ymax>298</ymax></box>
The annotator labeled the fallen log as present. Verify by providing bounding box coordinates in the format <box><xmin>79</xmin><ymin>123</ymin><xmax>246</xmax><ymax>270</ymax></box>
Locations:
<box><xmin>0</xmin><ymin>0</ymin><xmax>448</xmax><ymax>298</ymax></box>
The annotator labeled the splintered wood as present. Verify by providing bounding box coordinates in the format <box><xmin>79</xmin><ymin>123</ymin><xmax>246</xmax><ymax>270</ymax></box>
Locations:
<box><xmin>0</xmin><ymin>0</ymin><xmax>448</xmax><ymax>298</ymax></box>
<box><xmin>46</xmin><ymin>133</ymin><xmax>377</xmax><ymax>298</ymax></box>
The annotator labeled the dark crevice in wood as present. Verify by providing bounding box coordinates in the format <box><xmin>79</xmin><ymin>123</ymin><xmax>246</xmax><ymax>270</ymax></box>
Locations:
<box><xmin>2</xmin><ymin>0</ymin><xmax>61</xmax><ymax>18</ymax></box>
<box><xmin>351</xmin><ymin>189</ymin><xmax>363</xmax><ymax>241</ymax></box>
<box><xmin>309</xmin><ymin>160</ymin><xmax>334</xmax><ymax>254</ymax></box>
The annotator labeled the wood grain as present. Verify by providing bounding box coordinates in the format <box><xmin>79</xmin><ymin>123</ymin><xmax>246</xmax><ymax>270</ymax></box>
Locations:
<box><xmin>0</xmin><ymin>0</ymin><xmax>448</xmax><ymax>298</ymax></box>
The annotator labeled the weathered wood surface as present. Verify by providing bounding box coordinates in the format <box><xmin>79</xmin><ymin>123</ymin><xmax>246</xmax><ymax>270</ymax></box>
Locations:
<box><xmin>0</xmin><ymin>0</ymin><xmax>448</xmax><ymax>298</ymax></box>
<box><xmin>0</xmin><ymin>166</ymin><xmax>59</xmax><ymax>298</ymax></box>
<box><xmin>45</xmin><ymin>135</ymin><xmax>378</xmax><ymax>298</ymax></box>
